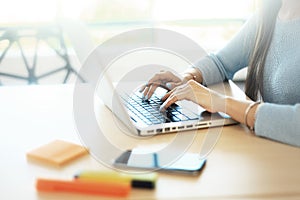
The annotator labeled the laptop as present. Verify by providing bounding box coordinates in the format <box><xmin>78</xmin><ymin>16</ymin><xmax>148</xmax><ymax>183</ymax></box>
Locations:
<box><xmin>64</xmin><ymin>21</ymin><xmax>237</xmax><ymax>136</ymax></box>
<box><xmin>95</xmin><ymin>69</ymin><xmax>237</xmax><ymax>136</ymax></box>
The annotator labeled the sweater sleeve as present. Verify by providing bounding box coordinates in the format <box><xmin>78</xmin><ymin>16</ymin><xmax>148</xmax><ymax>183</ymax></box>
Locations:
<box><xmin>194</xmin><ymin>15</ymin><xmax>258</xmax><ymax>86</ymax></box>
<box><xmin>255</xmin><ymin>103</ymin><xmax>300</xmax><ymax>147</ymax></box>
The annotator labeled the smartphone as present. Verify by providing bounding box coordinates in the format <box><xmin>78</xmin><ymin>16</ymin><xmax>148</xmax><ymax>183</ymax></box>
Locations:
<box><xmin>114</xmin><ymin>150</ymin><xmax>206</xmax><ymax>175</ymax></box>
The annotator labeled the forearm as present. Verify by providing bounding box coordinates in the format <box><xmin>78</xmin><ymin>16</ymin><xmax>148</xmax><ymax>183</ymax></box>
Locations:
<box><xmin>224</xmin><ymin>97</ymin><xmax>260</xmax><ymax>128</ymax></box>
<box><xmin>218</xmin><ymin>96</ymin><xmax>300</xmax><ymax>147</ymax></box>
<box><xmin>181</xmin><ymin>67</ymin><xmax>261</xmax><ymax>128</ymax></box>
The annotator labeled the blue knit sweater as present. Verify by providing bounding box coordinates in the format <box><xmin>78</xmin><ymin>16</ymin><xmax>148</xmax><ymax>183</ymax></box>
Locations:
<box><xmin>195</xmin><ymin>16</ymin><xmax>300</xmax><ymax>146</ymax></box>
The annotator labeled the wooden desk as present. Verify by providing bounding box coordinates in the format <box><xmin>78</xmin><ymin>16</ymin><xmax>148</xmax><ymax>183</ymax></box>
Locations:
<box><xmin>0</xmin><ymin>83</ymin><xmax>300</xmax><ymax>200</ymax></box>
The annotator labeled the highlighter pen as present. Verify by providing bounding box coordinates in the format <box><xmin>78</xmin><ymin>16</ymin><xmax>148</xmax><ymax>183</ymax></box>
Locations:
<box><xmin>36</xmin><ymin>178</ymin><xmax>130</xmax><ymax>197</ymax></box>
<box><xmin>74</xmin><ymin>171</ymin><xmax>157</xmax><ymax>189</ymax></box>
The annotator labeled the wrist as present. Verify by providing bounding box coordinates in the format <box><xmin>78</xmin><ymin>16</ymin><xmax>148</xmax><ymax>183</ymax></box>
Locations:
<box><xmin>245</xmin><ymin>102</ymin><xmax>261</xmax><ymax>131</ymax></box>
<box><xmin>182</xmin><ymin>72</ymin><xmax>196</xmax><ymax>83</ymax></box>
<box><xmin>224</xmin><ymin>96</ymin><xmax>247</xmax><ymax>121</ymax></box>
<box><xmin>182</xmin><ymin>68</ymin><xmax>203</xmax><ymax>83</ymax></box>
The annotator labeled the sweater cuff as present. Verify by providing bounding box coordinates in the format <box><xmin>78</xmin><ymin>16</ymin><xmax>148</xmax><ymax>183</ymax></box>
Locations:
<box><xmin>192</xmin><ymin>55</ymin><xmax>225</xmax><ymax>86</ymax></box>
<box><xmin>254</xmin><ymin>103</ymin><xmax>300</xmax><ymax>146</ymax></box>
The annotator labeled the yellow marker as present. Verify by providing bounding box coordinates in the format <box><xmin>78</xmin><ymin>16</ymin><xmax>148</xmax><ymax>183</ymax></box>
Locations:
<box><xmin>74</xmin><ymin>171</ymin><xmax>157</xmax><ymax>189</ymax></box>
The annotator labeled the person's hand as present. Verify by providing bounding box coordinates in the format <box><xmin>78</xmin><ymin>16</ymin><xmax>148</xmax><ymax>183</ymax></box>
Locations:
<box><xmin>139</xmin><ymin>71</ymin><xmax>184</xmax><ymax>100</ymax></box>
<box><xmin>160</xmin><ymin>80</ymin><xmax>226</xmax><ymax>113</ymax></box>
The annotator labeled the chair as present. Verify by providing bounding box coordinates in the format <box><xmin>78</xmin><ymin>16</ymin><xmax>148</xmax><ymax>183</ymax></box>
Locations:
<box><xmin>0</xmin><ymin>24</ymin><xmax>84</xmax><ymax>85</ymax></box>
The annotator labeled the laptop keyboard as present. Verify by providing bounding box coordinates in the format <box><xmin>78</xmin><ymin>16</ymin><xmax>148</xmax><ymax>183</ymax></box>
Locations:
<box><xmin>123</xmin><ymin>92</ymin><xmax>199</xmax><ymax>125</ymax></box>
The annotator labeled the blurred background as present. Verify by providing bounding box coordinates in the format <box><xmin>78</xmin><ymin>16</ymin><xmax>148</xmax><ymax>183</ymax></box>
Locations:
<box><xmin>0</xmin><ymin>0</ymin><xmax>256</xmax><ymax>85</ymax></box>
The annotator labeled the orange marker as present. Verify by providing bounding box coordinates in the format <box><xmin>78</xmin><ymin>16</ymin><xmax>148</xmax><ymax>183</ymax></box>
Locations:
<box><xmin>36</xmin><ymin>178</ymin><xmax>130</xmax><ymax>197</ymax></box>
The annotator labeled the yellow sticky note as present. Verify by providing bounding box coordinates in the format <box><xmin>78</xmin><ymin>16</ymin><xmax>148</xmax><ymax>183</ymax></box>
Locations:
<box><xmin>26</xmin><ymin>140</ymin><xmax>89</xmax><ymax>167</ymax></box>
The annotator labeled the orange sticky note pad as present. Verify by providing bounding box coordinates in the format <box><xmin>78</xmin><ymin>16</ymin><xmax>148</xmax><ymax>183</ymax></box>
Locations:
<box><xmin>26</xmin><ymin>140</ymin><xmax>89</xmax><ymax>167</ymax></box>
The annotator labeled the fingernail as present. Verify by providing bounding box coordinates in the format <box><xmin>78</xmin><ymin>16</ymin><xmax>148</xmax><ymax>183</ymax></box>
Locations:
<box><xmin>145</xmin><ymin>95</ymin><xmax>148</xmax><ymax>100</ymax></box>
<box><xmin>166</xmin><ymin>83</ymin><xmax>172</xmax><ymax>89</ymax></box>
<box><xmin>159</xmin><ymin>104</ymin><xmax>165</xmax><ymax>111</ymax></box>
<box><xmin>159</xmin><ymin>106</ymin><xmax>164</xmax><ymax>111</ymax></box>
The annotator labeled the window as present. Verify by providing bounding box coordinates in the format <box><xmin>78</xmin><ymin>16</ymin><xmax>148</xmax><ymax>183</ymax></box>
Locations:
<box><xmin>0</xmin><ymin>0</ymin><xmax>256</xmax><ymax>84</ymax></box>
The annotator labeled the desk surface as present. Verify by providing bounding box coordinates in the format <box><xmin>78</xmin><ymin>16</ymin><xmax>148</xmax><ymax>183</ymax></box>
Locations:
<box><xmin>0</xmin><ymin>83</ymin><xmax>300</xmax><ymax>200</ymax></box>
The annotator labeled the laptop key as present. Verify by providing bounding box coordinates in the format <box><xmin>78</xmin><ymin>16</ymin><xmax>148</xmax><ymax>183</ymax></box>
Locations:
<box><xmin>126</xmin><ymin>104</ymin><xmax>153</xmax><ymax>125</ymax></box>
<box><xmin>127</xmin><ymin>109</ymin><xmax>152</xmax><ymax>125</ymax></box>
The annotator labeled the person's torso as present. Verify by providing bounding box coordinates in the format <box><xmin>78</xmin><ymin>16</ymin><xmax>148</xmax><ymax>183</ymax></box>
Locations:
<box><xmin>263</xmin><ymin>18</ymin><xmax>300</xmax><ymax>104</ymax></box>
